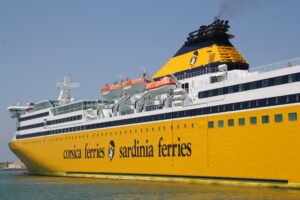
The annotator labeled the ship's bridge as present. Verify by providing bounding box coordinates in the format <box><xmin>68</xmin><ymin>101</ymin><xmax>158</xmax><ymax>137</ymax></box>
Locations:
<box><xmin>32</xmin><ymin>100</ymin><xmax>59</xmax><ymax>112</ymax></box>
<box><xmin>50</xmin><ymin>100</ymin><xmax>103</xmax><ymax>116</ymax></box>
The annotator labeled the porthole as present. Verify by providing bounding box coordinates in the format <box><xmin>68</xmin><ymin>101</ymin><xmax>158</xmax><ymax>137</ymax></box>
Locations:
<box><xmin>274</xmin><ymin>114</ymin><xmax>283</xmax><ymax>123</ymax></box>
<box><xmin>288</xmin><ymin>112</ymin><xmax>297</xmax><ymax>121</ymax></box>
<box><xmin>228</xmin><ymin>119</ymin><xmax>234</xmax><ymax>127</ymax></box>
<box><xmin>262</xmin><ymin>115</ymin><xmax>269</xmax><ymax>124</ymax></box>
<box><xmin>208</xmin><ymin>121</ymin><xmax>214</xmax><ymax>128</ymax></box>
<box><xmin>218</xmin><ymin>120</ymin><xmax>224</xmax><ymax>128</ymax></box>
<box><xmin>238</xmin><ymin>118</ymin><xmax>245</xmax><ymax>126</ymax></box>
<box><xmin>250</xmin><ymin>117</ymin><xmax>257</xmax><ymax>125</ymax></box>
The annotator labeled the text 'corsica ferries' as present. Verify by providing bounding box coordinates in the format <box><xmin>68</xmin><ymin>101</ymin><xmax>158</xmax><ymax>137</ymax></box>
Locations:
<box><xmin>8</xmin><ymin>19</ymin><xmax>300</xmax><ymax>189</ymax></box>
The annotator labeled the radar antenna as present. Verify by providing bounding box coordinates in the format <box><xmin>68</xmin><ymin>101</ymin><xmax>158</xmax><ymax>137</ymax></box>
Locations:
<box><xmin>57</xmin><ymin>74</ymin><xmax>80</xmax><ymax>106</ymax></box>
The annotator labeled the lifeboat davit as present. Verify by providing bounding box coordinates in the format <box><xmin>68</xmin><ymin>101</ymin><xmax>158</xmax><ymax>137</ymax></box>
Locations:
<box><xmin>146</xmin><ymin>77</ymin><xmax>176</xmax><ymax>96</ymax></box>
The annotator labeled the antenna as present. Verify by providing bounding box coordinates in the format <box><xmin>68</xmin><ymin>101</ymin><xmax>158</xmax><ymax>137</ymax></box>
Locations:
<box><xmin>140</xmin><ymin>66</ymin><xmax>146</xmax><ymax>74</ymax></box>
<box><xmin>57</xmin><ymin>74</ymin><xmax>80</xmax><ymax>106</ymax></box>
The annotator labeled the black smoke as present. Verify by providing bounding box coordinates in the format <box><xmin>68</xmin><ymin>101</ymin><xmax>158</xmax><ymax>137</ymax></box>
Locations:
<box><xmin>215</xmin><ymin>0</ymin><xmax>262</xmax><ymax>20</ymax></box>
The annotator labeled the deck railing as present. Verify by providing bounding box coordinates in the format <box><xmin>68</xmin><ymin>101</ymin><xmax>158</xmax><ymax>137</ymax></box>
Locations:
<box><xmin>176</xmin><ymin>57</ymin><xmax>300</xmax><ymax>80</ymax></box>
<box><xmin>250</xmin><ymin>57</ymin><xmax>300</xmax><ymax>73</ymax></box>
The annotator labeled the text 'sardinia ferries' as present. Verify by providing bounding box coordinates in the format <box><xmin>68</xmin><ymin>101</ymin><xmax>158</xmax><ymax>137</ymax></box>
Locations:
<box><xmin>8</xmin><ymin>19</ymin><xmax>300</xmax><ymax>188</ymax></box>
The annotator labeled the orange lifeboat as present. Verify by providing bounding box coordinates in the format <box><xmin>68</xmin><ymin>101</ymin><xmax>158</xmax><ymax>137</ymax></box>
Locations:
<box><xmin>101</xmin><ymin>84</ymin><xmax>110</xmax><ymax>92</ymax></box>
<box><xmin>101</xmin><ymin>83</ymin><xmax>122</xmax><ymax>92</ymax></box>
<box><xmin>123</xmin><ymin>78</ymin><xmax>151</xmax><ymax>95</ymax></box>
<box><xmin>101</xmin><ymin>82</ymin><xmax>123</xmax><ymax>100</ymax></box>
<box><xmin>101</xmin><ymin>76</ymin><xmax>152</xmax><ymax>100</ymax></box>
<box><xmin>146</xmin><ymin>77</ymin><xmax>176</xmax><ymax>90</ymax></box>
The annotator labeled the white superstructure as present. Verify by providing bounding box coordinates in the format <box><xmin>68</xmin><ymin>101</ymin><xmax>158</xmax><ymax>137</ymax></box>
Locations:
<box><xmin>8</xmin><ymin>57</ymin><xmax>300</xmax><ymax>140</ymax></box>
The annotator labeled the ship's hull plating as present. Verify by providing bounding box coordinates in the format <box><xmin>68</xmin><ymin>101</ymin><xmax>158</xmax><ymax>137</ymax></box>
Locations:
<box><xmin>9</xmin><ymin>104</ymin><xmax>300</xmax><ymax>188</ymax></box>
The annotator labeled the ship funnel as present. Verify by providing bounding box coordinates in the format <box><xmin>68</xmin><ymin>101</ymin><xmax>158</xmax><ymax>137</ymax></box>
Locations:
<box><xmin>153</xmin><ymin>19</ymin><xmax>248</xmax><ymax>80</ymax></box>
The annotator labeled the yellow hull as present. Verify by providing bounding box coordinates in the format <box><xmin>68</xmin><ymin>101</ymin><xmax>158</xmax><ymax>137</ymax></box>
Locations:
<box><xmin>9</xmin><ymin>104</ymin><xmax>300</xmax><ymax>188</ymax></box>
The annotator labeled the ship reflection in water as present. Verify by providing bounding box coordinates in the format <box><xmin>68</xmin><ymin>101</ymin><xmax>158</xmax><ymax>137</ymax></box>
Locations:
<box><xmin>1</xmin><ymin>171</ymin><xmax>300</xmax><ymax>200</ymax></box>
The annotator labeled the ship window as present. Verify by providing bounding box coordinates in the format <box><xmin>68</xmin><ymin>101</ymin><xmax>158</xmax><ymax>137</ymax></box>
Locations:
<box><xmin>233</xmin><ymin>85</ymin><xmax>239</xmax><ymax>92</ymax></box>
<box><xmin>208</xmin><ymin>121</ymin><xmax>214</xmax><ymax>128</ymax></box>
<box><xmin>259</xmin><ymin>99</ymin><xmax>266</xmax><ymax>107</ymax></box>
<box><xmin>297</xmin><ymin>73</ymin><xmax>300</xmax><ymax>81</ymax></box>
<box><xmin>210</xmin><ymin>76</ymin><xmax>220</xmax><ymax>84</ymax></box>
<box><xmin>282</xmin><ymin>75</ymin><xmax>289</xmax><ymax>84</ymax></box>
<box><xmin>182</xmin><ymin>83</ymin><xmax>189</xmax><ymax>93</ymax></box>
<box><xmin>269</xmin><ymin>78</ymin><xmax>275</xmax><ymax>86</ymax></box>
<box><xmin>225</xmin><ymin>104</ymin><xmax>232</xmax><ymax>111</ymax></box>
<box><xmin>278</xmin><ymin>96</ymin><xmax>287</xmax><ymax>104</ymax></box>
<box><xmin>242</xmin><ymin>101</ymin><xmax>249</xmax><ymax>109</ymax></box>
<box><xmin>250</xmin><ymin>117</ymin><xmax>257</xmax><ymax>125</ymax></box>
<box><xmin>179</xmin><ymin>111</ymin><xmax>185</xmax><ymax>117</ymax></box>
<box><xmin>275</xmin><ymin>114</ymin><xmax>283</xmax><ymax>123</ymax></box>
<box><xmin>274</xmin><ymin>77</ymin><xmax>282</xmax><ymax>85</ymax></box>
<box><xmin>198</xmin><ymin>91</ymin><xmax>207</xmax><ymax>99</ymax></box>
<box><xmin>208</xmin><ymin>90</ymin><xmax>214</xmax><ymax>97</ymax></box>
<box><xmin>262</xmin><ymin>115</ymin><xmax>269</xmax><ymax>124</ymax></box>
<box><xmin>288</xmin><ymin>74</ymin><xmax>297</xmax><ymax>83</ymax></box>
<box><xmin>212</xmin><ymin>89</ymin><xmax>218</xmax><ymax>97</ymax></box>
<box><xmin>222</xmin><ymin>87</ymin><xmax>228</xmax><ymax>95</ymax></box>
<box><xmin>228</xmin><ymin>119</ymin><xmax>234</xmax><ymax>127</ymax></box>
<box><xmin>228</xmin><ymin>86</ymin><xmax>234</xmax><ymax>94</ymax></box>
<box><xmin>239</xmin><ymin>83</ymin><xmax>249</xmax><ymax>92</ymax></box>
<box><xmin>250</xmin><ymin>100</ymin><xmax>257</xmax><ymax>108</ymax></box>
<box><xmin>256</xmin><ymin>80</ymin><xmax>262</xmax><ymax>89</ymax></box>
<box><xmin>238</xmin><ymin>118</ymin><xmax>245</xmax><ymax>126</ymax></box>
<box><xmin>250</xmin><ymin>82</ymin><xmax>256</xmax><ymax>90</ymax></box>
<box><xmin>289</xmin><ymin>94</ymin><xmax>297</xmax><ymax>103</ymax></box>
<box><xmin>288</xmin><ymin>112</ymin><xmax>297</xmax><ymax>121</ymax></box>
<box><xmin>217</xmin><ymin>88</ymin><xmax>224</xmax><ymax>95</ymax></box>
<box><xmin>218</xmin><ymin>120</ymin><xmax>224</xmax><ymax>128</ymax></box>
<box><xmin>262</xmin><ymin>79</ymin><xmax>269</xmax><ymax>87</ymax></box>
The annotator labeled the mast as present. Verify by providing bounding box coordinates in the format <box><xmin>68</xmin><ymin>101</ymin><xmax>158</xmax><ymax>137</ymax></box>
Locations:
<box><xmin>57</xmin><ymin>74</ymin><xmax>80</xmax><ymax>106</ymax></box>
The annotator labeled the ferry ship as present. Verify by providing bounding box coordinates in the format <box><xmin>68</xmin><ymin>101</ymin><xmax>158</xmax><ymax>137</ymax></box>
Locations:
<box><xmin>7</xmin><ymin>19</ymin><xmax>300</xmax><ymax>188</ymax></box>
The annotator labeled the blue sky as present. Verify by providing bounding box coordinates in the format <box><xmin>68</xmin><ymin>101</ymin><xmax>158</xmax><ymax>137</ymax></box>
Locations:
<box><xmin>0</xmin><ymin>0</ymin><xmax>299</xmax><ymax>161</ymax></box>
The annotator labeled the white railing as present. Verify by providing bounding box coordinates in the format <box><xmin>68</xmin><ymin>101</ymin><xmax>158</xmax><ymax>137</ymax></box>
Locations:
<box><xmin>250</xmin><ymin>57</ymin><xmax>300</xmax><ymax>73</ymax></box>
<box><xmin>176</xmin><ymin>57</ymin><xmax>300</xmax><ymax>80</ymax></box>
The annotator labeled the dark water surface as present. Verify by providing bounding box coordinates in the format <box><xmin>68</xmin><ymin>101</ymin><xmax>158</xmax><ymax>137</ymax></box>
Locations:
<box><xmin>1</xmin><ymin>171</ymin><xmax>300</xmax><ymax>200</ymax></box>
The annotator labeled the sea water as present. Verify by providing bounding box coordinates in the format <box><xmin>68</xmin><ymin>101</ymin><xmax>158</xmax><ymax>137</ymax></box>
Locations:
<box><xmin>0</xmin><ymin>170</ymin><xmax>300</xmax><ymax>200</ymax></box>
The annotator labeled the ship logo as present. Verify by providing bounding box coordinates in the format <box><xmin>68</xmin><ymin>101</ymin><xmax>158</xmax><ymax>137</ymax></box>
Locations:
<box><xmin>108</xmin><ymin>140</ymin><xmax>115</xmax><ymax>161</ymax></box>
<box><xmin>190</xmin><ymin>51</ymin><xmax>198</xmax><ymax>66</ymax></box>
